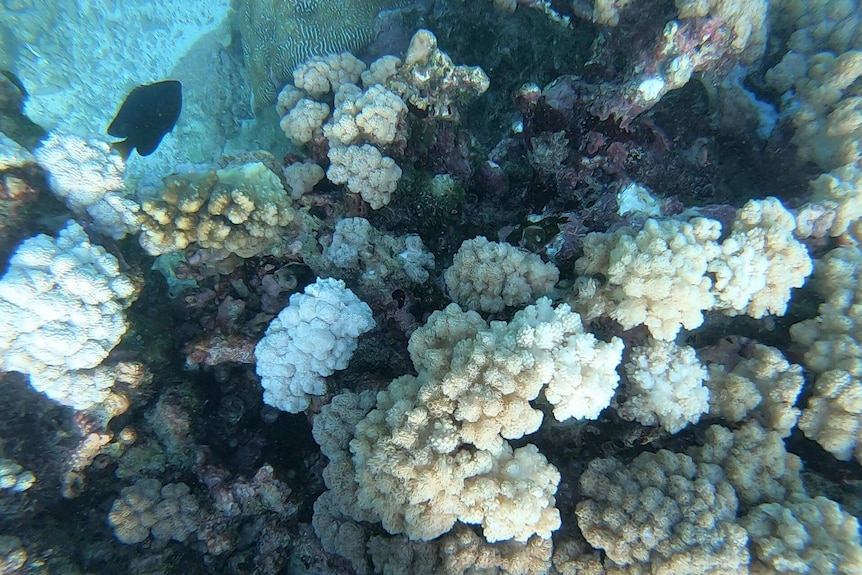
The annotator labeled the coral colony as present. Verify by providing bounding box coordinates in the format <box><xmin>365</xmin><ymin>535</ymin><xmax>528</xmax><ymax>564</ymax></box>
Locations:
<box><xmin>1</xmin><ymin>0</ymin><xmax>862</xmax><ymax>573</ymax></box>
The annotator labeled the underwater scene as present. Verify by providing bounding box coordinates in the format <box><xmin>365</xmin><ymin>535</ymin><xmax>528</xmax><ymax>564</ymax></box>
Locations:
<box><xmin>0</xmin><ymin>0</ymin><xmax>861</xmax><ymax>573</ymax></box>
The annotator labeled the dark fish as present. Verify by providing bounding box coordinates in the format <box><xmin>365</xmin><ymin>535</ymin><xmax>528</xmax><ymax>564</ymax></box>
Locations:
<box><xmin>107</xmin><ymin>80</ymin><xmax>182</xmax><ymax>159</ymax></box>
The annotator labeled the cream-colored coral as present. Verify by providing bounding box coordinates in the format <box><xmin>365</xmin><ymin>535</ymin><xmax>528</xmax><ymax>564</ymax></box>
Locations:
<box><xmin>361</xmin><ymin>55</ymin><xmax>401</xmax><ymax>88</ymax></box>
<box><xmin>742</xmin><ymin>494</ymin><xmax>862</xmax><ymax>575</ymax></box>
<box><xmin>576</xmin><ymin>450</ymin><xmax>750</xmax><ymax>573</ymax></box>
<box><xmin>574</xmin><ymin>217</ymin><xmax>721</xmax><ymax>340</ymax></box>
<box><xmin>107</xmin><ymin>478</ymin><xmax>200</xmax><ymax>544</ymax></box>
<box><xmin>440</xmin><ymin>523</ymin><xmax>553</xmax><ymax>575</ymax></box>
<box><xmin>690</xmin><ymin>423</ymin><xmax>805</xmax><ymax>509</ymax></box>
<box><xmin>326</xmin><ymin>144</ymin><xmax>401</xmax><ymax>209</ymax></box>
<box><xmin>444</xmin><ymin>237</ymin><xmax>559</xmax><ymax>313</ymax></box>
<box><xmin>283</xmin><ymin>161</ymin><xmax>325</xmax><ymax>199</ymax></box>
<box><xmin>765</xmin><ymin>48</ymin><xmax>862</xmax><ymax>170</ymax></box>
<box><xmin>279</xmin><ymin>98</ymin><xmax>330</xmax><ymax>145</ymax></box>
<box><xmin>619</xmin><ymin>339</ymin><xmax>709</xmax><ymax>433</ymax></box>
<box><xmin>706</xmin><ymin>342</ymin><xmax>804</xmax><ymax>436</ymax></box>
<box><xmin>293</xmin><ymin>52</ymin><xmax>366</xmax><ymax>98</ymax></box>
<box><xmin>352</xmin><ymin>298</ymin><xmax>619</xmax><ymax>543</ymax></box>
<box><xmin>798</xmin><ymin>370</ymin><xmax>862</xmax><ymax>463</ymax></box>
<box><xmin>709</xmin><ymin>197</ymin><xmax>813</xmax><ymax>318</ymax></box>
<box><xmin>139</xmin><ymin>161</ymin><xmax>307</xmax><ymax>258</ymax></box>
<box><xmin>324</xmin><ymin>84</ymin><xmax>407</xmax><ymax>146</ymax></box>
<box><xmin>407</xmin><ymin>302</ymin><xmax>488</xmax><ymax>378</ymax></box>
<box><xmin>790</xmin><ymin>241</ymin><xmax>862</xmax><ymax>463</ymax></box>
<box><xmin>808</xmin><ymin>161</ymin><xmax>862</xmax><ymax>236</ymax></box>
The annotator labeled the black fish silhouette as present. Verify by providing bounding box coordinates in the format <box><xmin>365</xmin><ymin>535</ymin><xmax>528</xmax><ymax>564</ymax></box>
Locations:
<box><xmin>107</xmin><ymin>80</ymin><xmax>182</xmax><ymax>159</ymax></box>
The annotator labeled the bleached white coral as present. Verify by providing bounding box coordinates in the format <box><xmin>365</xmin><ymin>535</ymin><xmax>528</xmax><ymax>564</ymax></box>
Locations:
<box><xmin>254</xmin><ymin>278</ymin><xmax>375</xmax><ymax>413</ymax></box>
<box><xmin>326</xmin><ymin>144</ymin><xmax>402</xmax><ymax>209</ymax></box>
<box><xmin>0</xmin><ymin>221</ymin><xmax>136</xmax><ymax>409</ymax></box>
<box><xmin>34</xmin><ymin>132</ymin><xmax>141</xmax><ymax>239</ymax></box>
<box><xmin>619</xmin><ymin>339</ymin><xmax>709</xmax><ymax>433</ymax></box>
<box><xmin>444</xmin><ymin>237</ymin><xmax>559</xmax><ymax>313</ymax></box>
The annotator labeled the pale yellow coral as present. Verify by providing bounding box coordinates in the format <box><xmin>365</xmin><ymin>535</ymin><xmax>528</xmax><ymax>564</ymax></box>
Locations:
<box><xmin>444</xmin><ymin>237</ymin><xmax>559</xmax><ymax>313</ymax></box>
<box><xmin>138</xmin><ymin>161</ymin><xmax>308</xmax><ymax>259</ymax></box>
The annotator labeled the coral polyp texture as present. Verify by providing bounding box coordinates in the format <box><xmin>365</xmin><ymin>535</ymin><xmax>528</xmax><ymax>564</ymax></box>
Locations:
<box><xmin>444</xmin><ymin>236</ymin><xmax>560</xmax><ymax>313</ymax></box>
<box><xmin>138</xmin><ymin>160</ymin><xmax>315</xmax><ymax>258</ymax></box>
<box><xmin>344</xmin><ymin>298</ymin><xmax>622</xmax><ymax>543</ymax></box>
<box><xmin>254</xmin><ymin>277</ymin><xmax>375</xmax><ymax>413</ymax></box>
<box><xmin>0</xmin><ymin>220</ymin><xmax>135</xmax><ymax>409</ymax></box>
<box><xmin>574</xmin><ymin>198</ymin><xmax>812</xmax><ymax>340</ymax></box>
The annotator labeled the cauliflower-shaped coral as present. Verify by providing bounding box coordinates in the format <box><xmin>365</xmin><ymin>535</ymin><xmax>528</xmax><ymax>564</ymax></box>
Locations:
<box><xmin>293</xmin><ymin>52</ymin><xmax>366</xmax><ymax>98</ymax></box>
<box><xmin>279</xmin><ymin>98</ymin><xmax>330</xmax><ymax>145</ymax></box>
<box><xmin>322</xmin><ymin>217</ymin><xmax>435</xmax><ymax>285</ymax></box>
<box><xmin>709</xmin><ymin>197</ymin><xmax>812</xmax><ymax>318</ymax></box>
<box><xmin>34</xmin><ymin>131</ymin><xmax>141</xmax><ymax>239</ymax></box>
<box><xmin>706</xmin><ymin>341</ymin><xmax>804</xmax><ymax>436</ymax></box>
<box><xmin>576</xmin><ymin>450</ymin><xmax>750</xmax><ymax>573</ymax></box>
<box><xmin>619</xmin><ymin>339</ymin><xmax>710</xmax><ymax>433</ymax></box>
<box><xmin>742</xmin><ymin>494</ymin><xmax>862</xmax><ymax>575</ymax></box>
<box><xmin>0</xmin><ymin>221</ymin><xmax>136</xmax><ymax>409</ymax></box>
<box><xmin>351</xmin><ymin>298</ymin><xmax>621</xmax><ymax>543</ymax></box>
<box><xmin>324</xmin><ymin>84</ymin><xmax>407</xmax><ymax>146</ymax></box>
<box><xmin>797</xmin><ymin>370</ymin><xmax>862</xmax><ymax>463</ymax></box>
<box><xmin>444</xmin><ymin>237</ymin><xmax>559</xmax><ymax>313</ymax></box>
<box><xmin>691</xmin><ymin>423</ymin><xmax>805</xmax><ymax>510</ymax></box>
<box><xmin>326</xmin><ymin>144</ymin><xmax>401</xmax><ymax>209</ymax></box>
<box><xmin>807</xmin><ymin>161</ymin><xmax>862</xmax><ymax>236</ymax></box>
<box><xmin>254</xmin><ymin>278</ymin><xmax>375</xmax><ymax>413</ymax></box>
<box><xmin>107</xmin><ymin>478</ymin><xmax>200</xmax><ymax>544</ymax></box>
<box><xmin>575</xmin><ymin>217</ymin><xmax>721</xmax><ymax>340</ymax></box>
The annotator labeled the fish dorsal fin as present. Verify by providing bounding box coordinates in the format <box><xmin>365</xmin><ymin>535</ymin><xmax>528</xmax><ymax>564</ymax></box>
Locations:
<box><xmin>110</xmin><ymin>139</ymin><xmax>133</xmax><ymax>160</ymax></box>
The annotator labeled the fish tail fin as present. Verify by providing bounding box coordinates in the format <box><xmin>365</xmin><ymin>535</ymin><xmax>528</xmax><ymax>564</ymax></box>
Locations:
<box><xmin>110</xmin><ymin>139</ymin><xmax>133</xmax><ymax>160</ymax></box>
